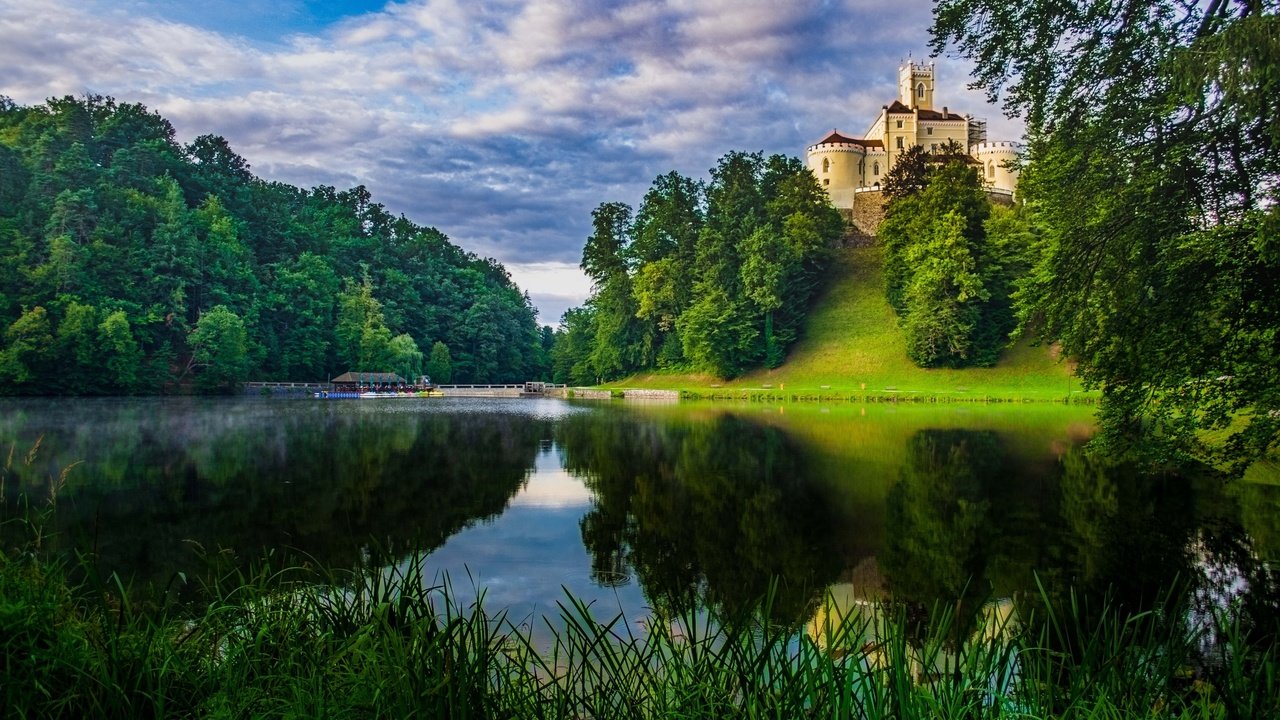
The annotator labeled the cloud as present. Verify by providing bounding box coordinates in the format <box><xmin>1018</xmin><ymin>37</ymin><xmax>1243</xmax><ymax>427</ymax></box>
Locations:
<box><xmin>0</xmin><ymin>0</ymin><xmax>1023</xmax><ymax>322</ymax></box>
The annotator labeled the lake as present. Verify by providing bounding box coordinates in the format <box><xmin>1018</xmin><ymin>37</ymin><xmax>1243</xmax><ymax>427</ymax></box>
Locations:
<box><xmin>1</xmin><ymin>396</ymin><xmax>1275</xmax><ymax>632</ymax></box>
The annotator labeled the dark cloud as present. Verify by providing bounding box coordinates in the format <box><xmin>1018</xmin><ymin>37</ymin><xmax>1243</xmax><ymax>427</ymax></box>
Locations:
<box><xmin>1</xmin><ymin>0</ymin><xmax>1023</xmax><ymax>319</ymax></box>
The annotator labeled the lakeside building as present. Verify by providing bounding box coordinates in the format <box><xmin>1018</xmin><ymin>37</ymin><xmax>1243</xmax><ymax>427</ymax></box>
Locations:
<box><xmin>806</xmin><ymin>60</ymin><xmax>1021</xmax><ymax>210</ymax></box>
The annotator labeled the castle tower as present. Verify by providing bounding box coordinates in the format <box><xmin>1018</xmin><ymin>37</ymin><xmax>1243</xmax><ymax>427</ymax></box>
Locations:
<box><xmin>806</xmin><ymin>130</ymin><xmax>876</xmax><ymax>209</ymax></box>
<box><xmin>898</xmin><ymin>60</ymin><xmax>934</xmax><ymax>111</ymax></box>
<box><xmin>971</xmin><ymin>141</ymin><xmax>1022</xmax><ymax>196</ymax></box>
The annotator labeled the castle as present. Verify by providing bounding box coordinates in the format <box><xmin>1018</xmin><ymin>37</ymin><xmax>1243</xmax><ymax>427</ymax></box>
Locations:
<box><xmin>806</xmin><ymin>60</ymin><xmax>1021</xmax><ymax>210</ymax></box>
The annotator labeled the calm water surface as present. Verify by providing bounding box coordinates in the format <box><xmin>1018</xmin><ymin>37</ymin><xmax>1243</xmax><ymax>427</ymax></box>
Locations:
<box><xmin>2</xmin><ymin>396</ymin><xmax>1275</xmax><ymax>630</ymax></box>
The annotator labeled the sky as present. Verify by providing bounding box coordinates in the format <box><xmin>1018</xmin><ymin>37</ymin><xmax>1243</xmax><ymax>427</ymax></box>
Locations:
<box><xmin>0</xmin><ymin>0</ymin><xmax>1023</xmax><ymax>325</ymax></box>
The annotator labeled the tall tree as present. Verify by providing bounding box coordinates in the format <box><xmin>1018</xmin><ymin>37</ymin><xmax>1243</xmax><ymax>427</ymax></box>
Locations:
<box><xmin>188</xmin><ymin>305</ymin><xmax>248</xmax><ymax>393</ymax></box>
<box><xmin>933</xmin><ymin>0</ymin><xmax>1280</xmax><ymax>469</ymax></box>
<box><xmin>335</xmin><ymin>273</ymin><xmax>389</xmax><ymax>371</ymax></box>
<box><xmin>551</xmin><ymin>307</ymin><xmax>598</xmax><ymax>386</ymax></box>
<box><xmin>582</xmin><ymin>202</ymin><xmax>641</xmax><ymax>380</ymax></box>
<box><xmin>426</xmin><ymin>341</ymin><xmax>453</xmax><ymax>384</ymax></box>
<box><xmin>740</xmin><ymin>226</ymin><xmax>796</xmax><ymax>368</ymax></box>
<box><xmin>386</xmin><ymin>333</ymin><xmax>423</xmax><ymax>383</ymax></box>
<box><xmin>630</xmin><ymin>172</ymin><xmax>703</xmax><ymax>366</ymax></box>
<box><xmin>0</xmin><ymin>306</ymin><xmax>54</xmax><ymax>387</ymax></box>
<box><xmin>881</xmin><ymin>144</ymin><xmax>930</xmax><ymax>200</ymax></box>
<box><xmin>879</xmin><ymin>159</ymin><xmax>1010</xmax><ymax>367</ymax></box>
<box><xmin>98</xmin><ymin>309</ymin><xmax>142</xmax><ymax>392</ymax></box>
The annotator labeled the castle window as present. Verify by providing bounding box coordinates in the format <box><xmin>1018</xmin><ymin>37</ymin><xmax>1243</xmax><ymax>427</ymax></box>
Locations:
<box><xmin>926</xmin><ymin>127</ymin><xmax>932</xmax><ymax>135</ymax></box>
<box><xmin>823</xmin><ymin>178</ymin><xmax>830</xmax><ymax>186</ymax></box>
<box><xmin>916</xmin><ymin>83</ymin><xmax>925</xmax><ymax>99</ymax></box>
<box><xmin>822</xmin><ymin>158</ymin><xmax>829</xmax><ymax>173</ymax></box>
<box><xmin>931</xmin><ymin>143</ymin><xmax>937</xmax><ymax>152</ymax></box>
<box><xmin>873</xmin><ymin>162</ymin><xmax>880</xmax><ymax>175</ymax></box>
<box><xmin>896</xmin><ymin>120</ymin><xmax>903</xmax><ymax>129</ymax></box>
<box><xmin>988</xmin><ymin>161</ymin><xmax>995</xmax><ymax>178</ymax></box>
<box><xmin>896</xmin><ymin>137</ymin><xmax>903</xmax><ymax>149</ymax></box>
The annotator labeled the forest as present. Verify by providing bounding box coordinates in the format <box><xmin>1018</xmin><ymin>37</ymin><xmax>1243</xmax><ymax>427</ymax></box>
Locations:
<box><xmin>550</xmin><ymin>152</ymin><xmax>845</xmax><ymax>383</ymax></box>
<box><xmin>931</xmin><ymin>0</ymin><xmax>1279</xmax><ymax>473</ymax></box>
<box><xmin>0</xmin><ymin>95</ymin><xmax>551</xmax><ymax>394</ymax></box>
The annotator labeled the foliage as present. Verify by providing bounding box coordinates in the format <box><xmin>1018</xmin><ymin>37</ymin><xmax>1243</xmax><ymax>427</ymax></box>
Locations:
<box><xmin>1</xmin><ymin>536</ymin><xmax>1277</xmax><ymax>719</ymax></box>
<box><xmin>0</xmin><ymin>95</ymin><xmax>550</xmax><ymax>394</ymax></box>
<box><xmin>617</xmin><ymin>246</ymin><xmax>1080</xmax><ymax>399</ymax></box>
<box><xmin>879</xmin><ymin>160</ymin><xmax>1016</xmax><ymax>368</ymax></box>
<box><xmin>187</xmin><ymin>305</ymin><xmax>248</xmax><ymax>392</ymax></box>
<box><xmin>386</xmin><ymin>333</ymin><xmax>423</xmax><ymax>383</ymax></box>
<box><xmin>881</xmin><ymin>144</ymin><xmax>930</xmax><ymax>200</ymax></box>
<box><xmin>931</xmin><ymin>0</ymin><xmax>1280</xmax><ymax>471</ymax></box>
<box><xmin>425</xmin><ymin>340</ymin><xmax>452</xmax><ymax>384</ymax></box>
<box><xmin>550</xmin><ymin>306</ymin><xmax>598</xmax><ymax>385</ymax></box>
<box><xmin>555</xmin><ymin>151</ymin><xmax>843</xmax><ymax>381</ymax></box>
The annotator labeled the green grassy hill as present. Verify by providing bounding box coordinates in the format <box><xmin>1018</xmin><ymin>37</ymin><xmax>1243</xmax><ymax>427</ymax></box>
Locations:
<box><xmin>613</xmin><ymin>246</ymin><xmax>1088</xmax><ymax>401</ymax></box>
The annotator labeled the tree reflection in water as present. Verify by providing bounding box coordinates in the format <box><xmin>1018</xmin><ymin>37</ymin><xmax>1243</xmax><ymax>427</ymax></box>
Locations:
<box><xmin>0</xmin><ymin>399</ymin><xmax>548</xmax><ymax>592</ymax></box>
<box><xmin>875</xmin><ymin>428</ymin><xmax>1280</xmax><ymax>655</ymax></box>
<box><xmin>560</xmin><ymin>410</ymin><xmax>844</xmax><ymax>627</ymax></box>
<box><xmin>2</xmin><ymin>398</ymin><xmax>1274</xmax><ymax>646</ymax></box>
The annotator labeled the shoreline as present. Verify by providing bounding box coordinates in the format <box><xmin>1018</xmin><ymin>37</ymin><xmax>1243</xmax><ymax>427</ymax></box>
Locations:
<box><xmin>576</xmin><ymin>386</ymin><xmax>1097</xmax><ymax>404</ymax></box>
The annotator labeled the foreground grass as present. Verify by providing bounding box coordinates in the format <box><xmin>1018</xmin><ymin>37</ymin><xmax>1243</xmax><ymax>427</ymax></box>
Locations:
<box><xmin>3</xmin><ymin>537</ymin><xmax>1277</xmax><ymax>719</ymax></box>
<box><xmin>616</xmin><ymin>247</ymin><xmax>1085</xmax><ymax>402</ymax></box>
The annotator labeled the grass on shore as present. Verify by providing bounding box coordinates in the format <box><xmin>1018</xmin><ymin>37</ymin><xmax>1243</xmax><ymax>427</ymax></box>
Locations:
<box><xmin>614</xmin><ymin>246</ymin><xmax>1086</xmax><ymax>402</ymax></box>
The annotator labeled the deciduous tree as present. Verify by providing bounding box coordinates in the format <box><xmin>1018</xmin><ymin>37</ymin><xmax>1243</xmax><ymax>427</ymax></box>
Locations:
<box><xmin>932</xmin><ymin>0</ymin><xmax>1280</xmax><ymax>469</ymax></box>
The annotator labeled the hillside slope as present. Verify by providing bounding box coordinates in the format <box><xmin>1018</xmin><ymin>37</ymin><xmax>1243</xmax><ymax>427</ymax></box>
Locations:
<box><xmin>616</xmin><ymin>246</ymin><xmax>1085</xmax><ymax>401</ymax></box>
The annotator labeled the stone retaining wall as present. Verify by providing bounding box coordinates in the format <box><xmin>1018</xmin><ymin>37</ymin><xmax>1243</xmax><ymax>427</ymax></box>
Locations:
<box><xmin>437</xmin><ymin>387</ymin><xmax>524</xmax><ymax>397</ymax></box>
<box><xmin>850</xmin><ymin>191</ymin><xmax>887</xmax><ymax>239</ymax></box>
<box><xmin>621</xmin><ymin>389</ymin><xmax>680</xmax><ymax>400</ymax></box>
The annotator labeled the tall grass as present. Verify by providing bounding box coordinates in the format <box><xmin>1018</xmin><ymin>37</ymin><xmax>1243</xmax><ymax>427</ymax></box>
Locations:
<box><xmin>3</xmin><ymin>494</ymin><xmax>1276</xmax><ymax>718</ymax></box>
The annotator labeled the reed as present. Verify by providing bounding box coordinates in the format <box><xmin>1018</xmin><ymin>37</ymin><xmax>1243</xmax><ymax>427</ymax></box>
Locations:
<box><xmin>2</xmin><ymin>505</ymin><xmax>1276</xmax><ymax>718</ymax></box>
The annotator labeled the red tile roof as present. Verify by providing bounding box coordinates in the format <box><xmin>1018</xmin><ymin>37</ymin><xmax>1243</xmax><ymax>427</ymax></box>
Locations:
<box><xmin>918</xmin><ymin>108</ymin><xmax>966</xmax><ymax>121</ymax></box>
<box><xmin>814</xmin><ymin>130</ymin><xmax>862</xmax><ymax>145</ymax></box>
<box><xmin>885</xmin><ymin>100</ymin><xmax>965</xmax><ymax>120</ymax></box>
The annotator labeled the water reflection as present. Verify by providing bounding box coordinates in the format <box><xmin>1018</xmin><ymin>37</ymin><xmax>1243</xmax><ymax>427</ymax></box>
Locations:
<box><xmin>559</xmin><ymin>411</ymin><xmax>844</xmax><ymax>624</ymax></box>
<box><xmin>880</xmin><ymin>430</ymin><xmax>1005</xmax><ymax>637</ymax></box>
<box><xmin>0</xmin><ymin>398</ymin><xmax>560</xmax><ymax>588</ymax></box>
<box><xmin>1</xmin><ymin>397</ymin><xmax>1274</xmax><ymax>641</ymax></box>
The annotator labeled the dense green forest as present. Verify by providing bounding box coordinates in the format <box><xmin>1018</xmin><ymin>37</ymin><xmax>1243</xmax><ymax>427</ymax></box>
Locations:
<box><xmin>0</xmin><ymin>95</ymin><xmax>551</xmax><ymax>394</ymax></box>
<box><xmin>551</xmin><ymin>152</ymin><xmax>844</xmax><ymax>383</ymax></box>
<box><xmin>932</xmin><ymin>0</ymin><xmax>1279</xmax><ymax>472</ymax></box>
<box><xmin>878</xmin><ymin>145</ymin><xmax>1028</xmax><ymax>369</ymax></box>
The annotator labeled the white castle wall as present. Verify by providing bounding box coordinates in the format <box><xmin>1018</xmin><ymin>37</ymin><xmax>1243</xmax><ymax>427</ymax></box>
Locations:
<box><xmin>807</xmin><ymin>142</ymin><xmax>867</xmax><ymax>206</ymax></box>
<box><xmin>971</xmin><ymin>141</ymin><xmax>1021</xmax><ymax>195</ymax></box>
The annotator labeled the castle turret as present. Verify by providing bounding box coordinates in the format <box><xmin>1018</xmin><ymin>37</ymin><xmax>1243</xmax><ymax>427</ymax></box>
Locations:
<box><xmin>970</xmin><ymin>141</ymin><xmax>1022</xmax><ymax>196</ymax></box>
<box><xmin>806</xmin><ymin>130</ymin><xmax>884</xmax><ymax>209</ymax></box>
<box><xmin>898</xmin><ymin>60</ymin><xmax>934</xmax><ymax>111</ymax></box>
